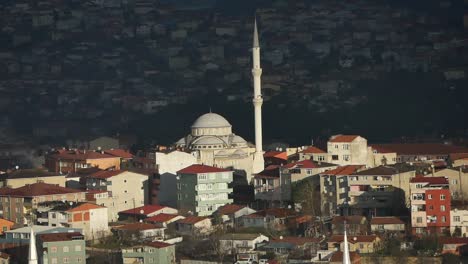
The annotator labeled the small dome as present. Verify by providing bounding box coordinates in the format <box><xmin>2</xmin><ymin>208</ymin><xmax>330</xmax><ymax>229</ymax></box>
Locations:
<box><xmin>231</xmin><ymin>135</ymin><xmax>247</xmax><ymax>144</ymax></box>
<box><xmin>192</xmin><ymin>137</ymin><xmax>226</xmax><ymax>146</ymax></box>
<box><xmin>191</xmin><ymin>113</ymin><xmax>231</xmax><ymax>129</ymax></box>
<box><xmin>175</xmin><ymin>137</ymin><xmax>186</xmax><ymax>145</ymax></box>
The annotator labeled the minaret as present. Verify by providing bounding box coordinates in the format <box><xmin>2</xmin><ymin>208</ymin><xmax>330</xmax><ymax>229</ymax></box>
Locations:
<box><xmin>252</xmin><ymin>18</ymin><xmax>265</xmax><ymax>175</ymax></box>
<box><xmin>343</xmin><ymin>221</ymin><xmax>351</xmax><ymax>264</ymax></box>
<box><xmin>28</xmin><ymin>226</ymin><xmax>38</xmax><ymax>264</ymax></box>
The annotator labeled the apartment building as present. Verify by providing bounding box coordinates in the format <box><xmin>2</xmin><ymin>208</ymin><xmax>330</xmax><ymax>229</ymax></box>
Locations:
<box><xmin>410</xmin><ymin>176</ymin><xmax>451</xmax><ymax>235</ymax></box>
<box><xmin>121</xmin><ymin>241</ymin><xmax>176</xmax><ymax>264</ymax></box>
<box><xmin>45</xmin><ymin>149</ymin><xmax>121</xmax><ymax>174</ymax></box>
<box><xmin>37</xmin><ymin>232</ymin><xmax>86</xmax><ymax>264</ymax></box>
<box><xmin>253</xmin><ymin>165</ymin><xmax>291</xmax><ymax>208</ymax></box>
<box><xmin>176</xmin><ymin>164</ymin><xmax>233</xmax><ymax>216</ymax></box>
<box><xmin>85</xmin><ymin>170</ymin><xmax>149</xmax><ymax>221</ymax></box>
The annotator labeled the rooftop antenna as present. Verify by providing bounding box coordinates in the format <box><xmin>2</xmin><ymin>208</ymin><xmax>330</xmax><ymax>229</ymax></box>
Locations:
<box><xmin>209</xmin><ymin>107</ymin><xmax>212</xmax><ymax>113</ymax></box>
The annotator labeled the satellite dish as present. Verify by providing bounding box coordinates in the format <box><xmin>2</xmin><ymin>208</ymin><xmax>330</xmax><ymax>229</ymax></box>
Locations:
<box><xmin>140</xmin><ymin>209</ymin><xmax>144</xmax><ymax>214</ymax></box>
<box><xmin>92</xmin><ymin>182</ymin><xmax>96</xmax><ymax>186</ymax></box>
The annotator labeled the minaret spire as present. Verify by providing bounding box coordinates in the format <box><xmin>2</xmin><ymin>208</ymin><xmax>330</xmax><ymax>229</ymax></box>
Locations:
<box><xmin>252</xmin><ymin>17</ymin><xmax>264</xmax><ymax>176</ymax></box>
<box><xmin>28</xmin><ymin>225</ymin><xmax>38</xmax><ymax>264</ymax></box>
<box><xmin>343</xmin><ymin>220</ymin><xmax>351</xmax><ymax>264</ymax></box>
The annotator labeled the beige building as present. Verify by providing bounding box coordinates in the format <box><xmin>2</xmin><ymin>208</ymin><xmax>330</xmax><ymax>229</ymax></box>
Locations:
<box><xmin>254</xmin><ymin>165</ymin><xmax>291</xmax><ymax>207</ymax></box>
<box><xmin>327</xmin><ymin>135</ymin><xmax>396</xmax><ymax>168</ymax></box>
<box><xmin>297</xmin><ymin>146</ymin><xmax>327</xmax><ymax>162</ymax></box>
<box><xmin>327</xmin><ymin>235</ymin><xmax>381</xmax><ymax>254</ymax></box>
<box><xmin>0</xmin><ymin>169</ymin><xmax>66</xmax><ymax>188</ymax></box>
<box><xmin>321</xmin><ymin>165</ymin><xmax>415</xmax><ymax>217</ymax></box>
<box><xmin>450</xmin><ymin>209</ymin><xmax>468</xmax><ymax>236</ymax></box>
<box><xmin>284</xmin><ymin>159</ymin><xmax>337</xmax><ymax>182</ymax></box>
<box><xmin>370</xmin><ymin>217</ymin><xmax>405</xmax><ymax>233</ymax></box>
<box><xmin>434</xmin><ymin>166</ymin><xmax>468</xmax><ymax>200</ymax></box>
<box><xmin>86</xmin><ymin>170</ymin><xmax>149</xmax><ymax>222</ymax></box>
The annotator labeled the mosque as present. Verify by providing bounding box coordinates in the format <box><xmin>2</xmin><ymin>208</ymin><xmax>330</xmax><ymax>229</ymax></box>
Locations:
<box><xmin>175</xmin><ymin>20</ymin><xmax>265</xmax><ymax>182</ymax></box>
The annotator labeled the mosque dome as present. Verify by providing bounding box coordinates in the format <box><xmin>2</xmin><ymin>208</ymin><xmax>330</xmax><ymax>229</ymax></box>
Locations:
<box><xmin>191</xmin><ymin>113</ymin><xmax>231</xmax><ymax>129</ymax></box>
<box><xmin>191</xmin><ymin>113</ymin><xmax>233</xmax><ymax>137</ymax></box>
<box><xmin>231</xmin><ymin>135</ymin><xmax>247</xmax><ymax>145</ymax></box>
<box><xmin>191</xmin><ymin>136</ymin><xmax>226</xmax><ymax>149</ymax></box>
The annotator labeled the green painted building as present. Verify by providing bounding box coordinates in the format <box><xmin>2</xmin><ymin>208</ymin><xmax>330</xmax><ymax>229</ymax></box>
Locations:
<box><xmin>37</xmin><ymin>232</ymin><xmax>85</xmax><ymax>264</ymax></box>
<box><xmin>177</xmin><ymin>164</ymin><xmax>233</xmax><ymax>216</ymax></box>
<box><xmin>121</xmin><ymin>241</ymin><xmax>176</xmax><ymax>264</ymax></box>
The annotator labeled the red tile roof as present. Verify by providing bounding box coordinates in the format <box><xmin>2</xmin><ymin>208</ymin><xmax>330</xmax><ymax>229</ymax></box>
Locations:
<box><xmin>370</xmin><ymin>144</ymin><xmax>468</xmax><ymax>155</ymax></box>
<box><xmin>329</xmin><ymin>135</ymin><xmax>360</xmax><ymax>143</ymax></box>
<box><xmin>67</xmin><ymin>203</ymin><xmax>105</xmax><ymax>212</ymax></box>
<box><xmin>119</xmin><ymin>205</ymin><xmax>169</xmax><ymax>216</ymax></box>
<box><xmin>216</xmin><ymin>204</ymin><xmax>246</xmax><ymax>215</ymax></box>
<box><xmin>320</xmin><ymin>165</ymin><xmax>364</xmax><ymax>176</ymax></box>
<box><xmin>38</xmin><ymin>232</ymin><xmax>83</xmax><ymax>242</ymax></box>
<box><xmin>255</xmin><ymin>165</ymin><xmax>281</xmax><ymax>178</ymax></box>
<box><xmin>177</xmin><ymin>216</ymin><xmax>209</xmax><ymax>224</ymax></box>
<box><xmin>177</xmin><ymin>164</ymin><xmax>230</xmax><ymax>174</ymax></box>
<box><xmin>88</xmin><ymin>170</ymin><xmax>124</xmax><ymax>179</ymax></box>
<box><xmin>300</xmin><ymin>146</ymin><xmax>326</xmax><ymax>154</ymax></box>
<box><xmin>264</xmin><ymin>151</ymin><xmax>288</xmax><ymax>160</ymax></box>
<box><xmin>410</xmin><ymin>176</ymin><xmax>448</xmax><ymax>185</ymax></box>
<box><xmin>144</xmin><ymin>214</ymin><xmax>181</xmax><ymax>223</ymax></box>
<box><xmin>0</xmin><ymin>182</ymin><xmax>83</xmax><ymax>197</ymax></box>
<box><xmin>104</xmin><ymin>149</ymin><xmax>134</xmax><ymax>159</ymax></box>
<box><xmin>145</xmin><ymin>241</ymin><xmax>173</xmax><ymax>249</ymax></box>
<box><xmin>370</xmin><ymin>217</ymin><xmax>404</xmax><ymax>225</ymax></box>
<box><xmin>328</xmin><ymin>235</ymin><xmax>378</xmax><ymax>243</ymax></box>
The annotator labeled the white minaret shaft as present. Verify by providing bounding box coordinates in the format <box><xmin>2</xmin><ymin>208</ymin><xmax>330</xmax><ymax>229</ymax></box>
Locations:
<box><xmin>343</xmin><ymin>222</ymin><xmax>351</xmax><ymax>264</ymax></box>
<box><xmin>28</xmin><ymin>226</ymin><xmax>38</xmax><ymax>264</ymax></box>
<box><xmin>252</xmin><ymin>19</ymin><xmax>264</xmax><ymax>175</ymax></box>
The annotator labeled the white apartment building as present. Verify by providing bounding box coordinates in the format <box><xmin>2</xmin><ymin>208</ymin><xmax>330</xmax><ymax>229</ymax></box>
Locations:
<box><xmin>86</xmin><ymin>170</ymin><xmax>149</xmax><ymax>221</ymax></box>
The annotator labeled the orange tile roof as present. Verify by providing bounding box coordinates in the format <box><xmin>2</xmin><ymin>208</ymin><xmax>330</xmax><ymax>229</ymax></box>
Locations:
<box><xmin>320</xmin><ymin>165</ymin><xmax>364</xmax><ymax>176</ymax></box>
<box><xmin>263</xmin><ymin>151</ymin><xmax>288</xmax><ymax>160</ymax></box>
<box><xmin>39</xmin><ymin>232</ymin><xmax>84</xmax><ymax>242</ymax></box>
<box><xmin>329</xmin><ymin>135</ymin><xmax>360</xmax><ymax>143</ymax></box>
<box><xmin>370</xmin><ymin>143</ymin><xmax>468</xmax><ymax>155</ymax></box>
<box><xmin>49</xmin><ymin>150</ymin><xmax>116</xmax><ymax>160</ymax></box>
<box><xmin>145</xmin><ymin>241</ymin><xmax>173</xmax><ymax>248</ymax></box>
<box><xmin>104</xmin><ymin>149</ymin><xmax>134</xmax><ymax>159</ymax></box>
<box><xmin>0</xmin><ymin>218</ymin><xmax>15</xmax><ymax>226</ymax></box>
<box><xmin>300</xmin><ymin>146</ymin><xmax>326</xmax><ymax>154</ymax></box>
<box><xmin>66</xmin><ymin>203</ymin><xmax>105</xmax><ymax>212</ymax></box>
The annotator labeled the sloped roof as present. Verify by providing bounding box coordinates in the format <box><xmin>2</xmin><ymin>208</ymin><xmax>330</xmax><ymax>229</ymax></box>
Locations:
<box><xmin>285</xmin><ymin>159</ymin><xmax>336</xmax><ymax>169</ymax></box>
<box><xmin>88</xmin><ymin>170</ymin><xmax>124</xmax><ymax>179</ymax></box>
<box><xmin>320</xmin><ymin>165</ymin><xmax>364</xmax><ymax>176</ymax></box>
<box><xmin>67</xmin><ymin>203</ymin><xmax>105</xmax><ymax>212</ymax></box>
<box><xmin>217</xmin><ymin>204</ymin><xmax>246</xmax><ymax>215</ymax></box>
<box><xmin>264</xmin><ymin>151</ymin><xmax>287</xmax><ymax>160</ymax></box>
<box><xmin>255</xmin><ymin>165</ymin><xmax>281</xmax><ymax>178</ymax></box>
<box><xmin>0</xmin><ymin>182</ymin><xmax>83</xmax><ymax>197</ymax></box>
<box><xmin>113</xmin><ymin>222</ymin><xmax>160</xmax><ymax>231</ymax></box>
<box><xmin>104</xmin><ymin>149</ymin><xmax>133</xmax><ymax>159</ymax></box>
<box><xmin>410</xmin><ymin>176</ymin><xmax>448</xmax><ymax>185</ymax></box>
<box><xmin>4</xmin><ymin>169</ymin><xmax>59</xmax><ymax>179</ymax></box>
<box><xmin>370</xmin><ymin>217</ymin><xmax>404</xmax><ymax>225</ymax></box>
<box><xmin>145</xmin><ymin>241</ymin><xmax>173</xmax><ymax>249</ymax></box>
<box><xmin>49</xmin><ymin>150</ymin><xmax>116</xmax><ymax>160</ymax></box>
<box><xmin>329</xmin><ymin>135</ymin><xmax>360</xmax><ymax>143</ymax></box>
<box><xmin>177</xmin><ymin>216</ymin><xmax>209</xmax><ymax>224</ymax></box>
<box><xmin>144</xmin><ymin>213</ymin><xmax>181</xmax><ymax>223</ymax></box>
<box><xmin>352</xmin><ymin>165</ymin><xmax>414</xmax><ymax>176</ymax></box>
<box><xmin>300</xmin><ymin>146</ymin><xmax>326</xmax><ymax>154</ymax></box>
<box><xmin>177</xmin><ymin>164</ymin><xmax>230</xmax><ymax>174</ymax></box>
<box><xmin>331</xmin><ymin>216</ymin><xmax>366</xmax><ymax>225</ymax></box>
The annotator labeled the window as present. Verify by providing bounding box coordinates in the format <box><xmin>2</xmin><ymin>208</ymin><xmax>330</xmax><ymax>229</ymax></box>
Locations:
<box><xmin>428</xmin><ymin>194</ymin><xmax>432</xmax><ymax>199</ymax></box>
<box><xmin>198</xmin><ymin>174</ymin><xmax>208</xmax><ymax>180</ymax></box>
<box><xmin>51</xmin><ymin>247</ymin><xmax>57</xmax><ymax>253</ymax></box>
<box><xmin>441</xmin><ymin>195</ymin><xmax>446</xmax><ymax>200</ymax></box>
<box><xmin>63</xmin><ymin>257</ymin><xmax>69</xmax><ymax>263</ymax></box>
<box><xmin>441</xmin><ymin>205</ymin><xmax>446</xmax><ymax>212</ymax></box>
<box><xmin>442</xmin><ymin>216</ymin><xmax>446</xmax><ymax>223</ymax></box>
<box><xmin>177</xmin><ymin>194</ymin><xmax>181</xmax><ymax>200</ymax></box>
<box><xmin>416</xmin><ymin>217</ymin><xmax>423</xmax><ymax>224</ymax></box>
<box><xmin>51</xmin><ymin>258</ymin><xmax>58</xmax><ymax>264</ymax></box>
<box><xmin>63</xmin><ymin>246</ymin><xmax>69</xmax><ymax>252</ymax></box>
<box><xmin>343</xmin><ymin>155</ymin><xmax>350</xmax><ymax>161</ymax></box>
<box><xmin>359</xmin><ymin>243</ymin><xmax>364</xmax><ymax>249</ymax></box>
<box><xmin>454</xmin><ymin>216</ymin><xmax>461</xmax><ymax>222</ymax></box>
<box><xmin>429</xmin><ymin>205</ymin><xmax>433</xmax><ymax>210</ymax></box>
<box><xmin>343</xmin><ymin>144</ymin><xmax>350</xmax><ymax>150</ymax></box>
<box><xmin>452</xmin><ymin>179</ymin><xmax>458</xmax><ymax>185</ymax></box>
<box><xmin>75</xmin><ymin>245</ymin><xmax>82</xmax><ymax>251</ymax></box>
<box><xmin>318</xmin><ymin>156</ymin><xmax>325</xmax><ymax>161</ymax></box>
<box><xmin>332</xmin><ymin>155</ymin><xmax>339</xmax><ymax>161</ymax></box>
<box><xmin>335</xmin><ymin>144</ymin><xmax>339</xmax><ymax>149</ymax></box>
<box><xmin>416</xmin><ymin>184</ymin><xmax>423</xmax><ymax>189</ymax></box>
<box><xmin>77</xmin><ymin>257</ymin><xmax>83</xmax><ymax>263</ymax></box>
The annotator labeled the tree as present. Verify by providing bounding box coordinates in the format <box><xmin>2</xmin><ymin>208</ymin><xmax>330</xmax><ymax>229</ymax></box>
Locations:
<box><xmin>208</xmin><ymin>225</ymin><xmax>229</xmax><ymax>263</ymax></box>
<box><xmin>292</xmin><ymin>179</ymin><xmax>321</xmax><ymax>216</ymax></box>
